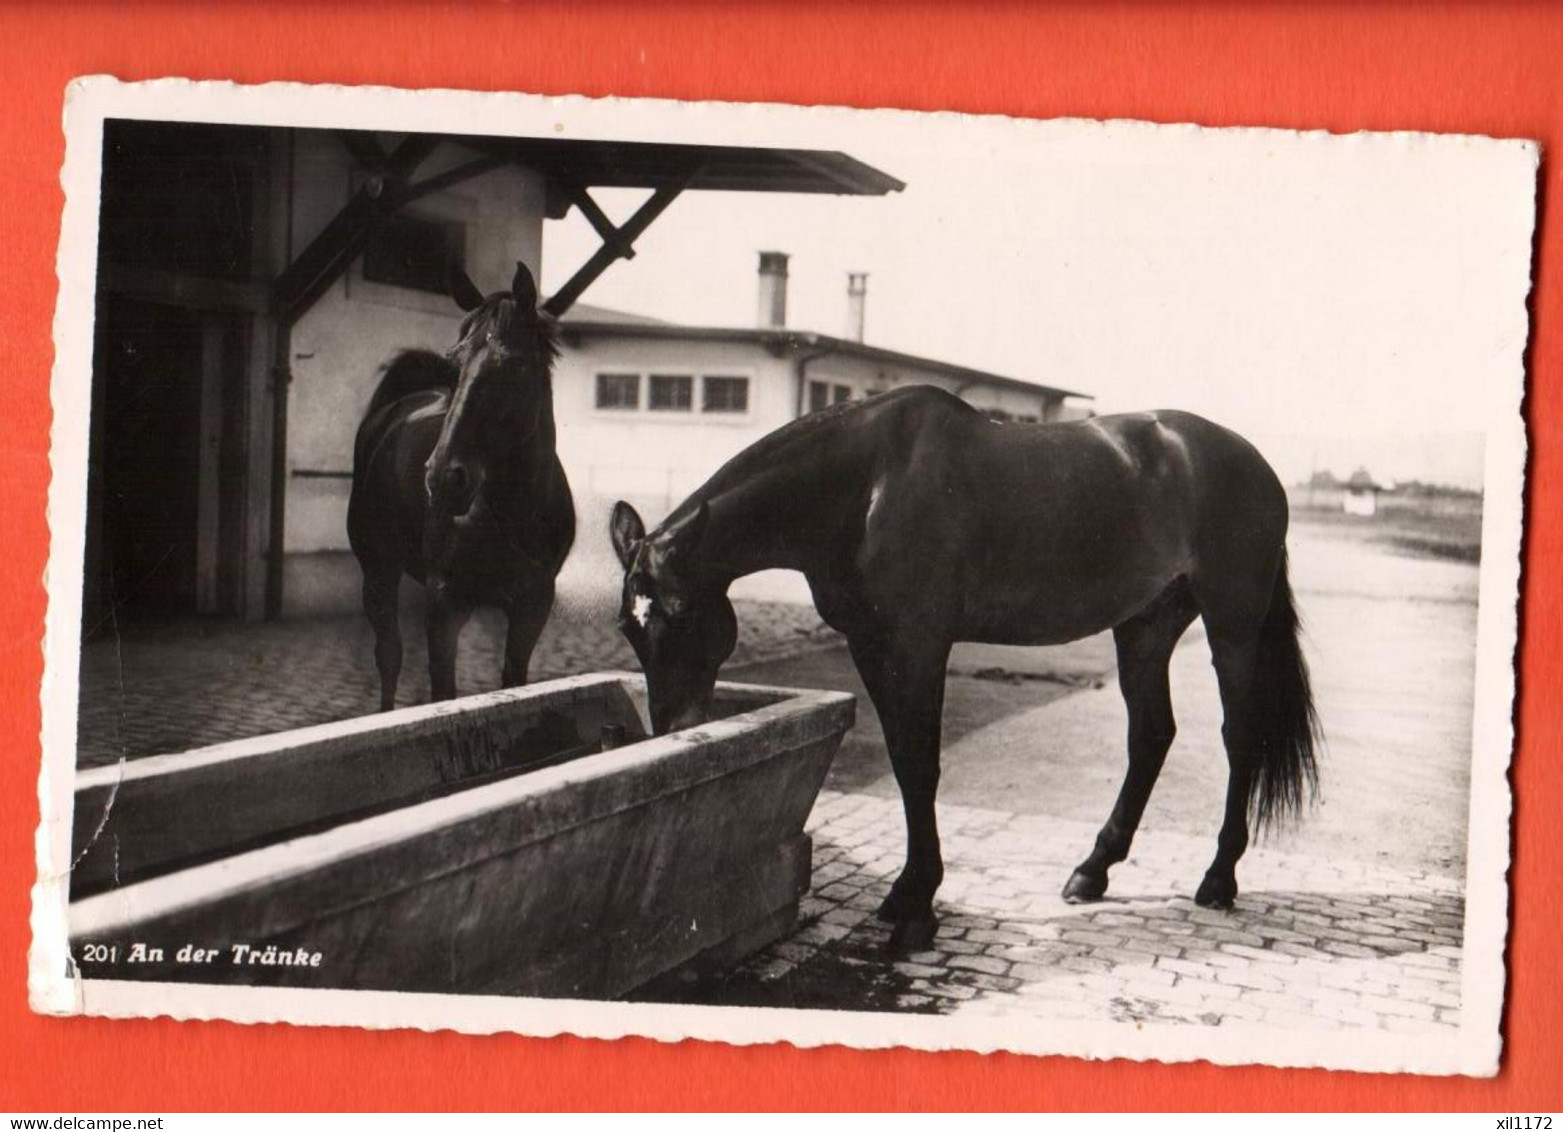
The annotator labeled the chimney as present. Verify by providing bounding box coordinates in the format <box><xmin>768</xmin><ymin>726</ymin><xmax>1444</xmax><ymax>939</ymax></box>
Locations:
<box><xmin>757</xmin><ymin>251</ymin><xmax>789</xmax><ymax>328</ymax></box>
<box><xmin>846</xmin><ymin>272</ymin><xmax>868</xmax><ymax>342</ymax></box>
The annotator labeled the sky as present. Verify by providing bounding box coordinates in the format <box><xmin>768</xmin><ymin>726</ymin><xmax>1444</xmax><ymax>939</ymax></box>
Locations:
<box><xmin>538</xmin><ymin>112</ymin><xmax>1535</xmax><ymax>491</ymax></box>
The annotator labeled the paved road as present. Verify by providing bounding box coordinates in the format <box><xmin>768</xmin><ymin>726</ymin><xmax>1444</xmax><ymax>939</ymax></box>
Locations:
<box><xmin>654</xmin><ymin>790</ymin><xmax>1464</xmax><ymax>1033</ymax></box>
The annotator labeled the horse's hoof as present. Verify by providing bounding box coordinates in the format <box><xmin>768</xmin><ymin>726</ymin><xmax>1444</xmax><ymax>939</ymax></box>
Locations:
<box><xmin>1194</xmin><ymin>872</ymin><xmax>1238</xmax><ymax>910</ymax></box>
<box><xmin>1062</xmin><ymin>868</ymin><xmax>1108</xmax><ymax>904</ymax></box>
<box><xmin>876</xmin><ymin>884</ymin><xmax>913</xmax><ymax>923</ymax></box>
<box><xmin>887</xmin><ymin>914</ymin><xmax>939</xmax><ymax>953</ymax></box>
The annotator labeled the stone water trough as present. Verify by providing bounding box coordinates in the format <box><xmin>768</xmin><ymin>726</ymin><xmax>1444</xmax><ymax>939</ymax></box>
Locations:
<box><xmin>68</xmin><ymin>672</ymin><xmax>854</xmax><ymax>998</ymax></box>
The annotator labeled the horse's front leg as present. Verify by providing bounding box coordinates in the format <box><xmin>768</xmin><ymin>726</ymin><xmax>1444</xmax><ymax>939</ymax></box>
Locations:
<box><xmin>426</xmin><ymin>600</ymin><xmax>472</xmax><ymax>702</ymax></box>
<box><xmin>847</xmin><ymin>631</ymin><xmax>953</xmax><ymax>952</ymax></box>
<box><xmin>501</xmin><ymin>583</ymin><xmax>555</xmax><ymax>688</ymax></box>
<box><xmin>360</xmin><ymin>565</ymin><xmax>403</xmax><ymax>712</ymax></box>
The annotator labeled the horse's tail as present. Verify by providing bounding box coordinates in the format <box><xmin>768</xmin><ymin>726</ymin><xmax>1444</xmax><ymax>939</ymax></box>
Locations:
<box><xmin>1247</xmin><ymin>548</ymin><xmax>1322</xmax><ymax>831</ymax></box>
<box><xmin>363</xmin><ymin>349</ymin><xmax>457</xmax><ymax>420</ymax></box>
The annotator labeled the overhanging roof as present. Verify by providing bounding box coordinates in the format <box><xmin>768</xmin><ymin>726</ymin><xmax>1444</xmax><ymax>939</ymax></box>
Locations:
<box><xmin>558</xmin><ymin>313</ymin><xmax>1092</xmax><ymax>402</ymax></box>
<box><xmin>276</xmin><ymin>131</ymin><xmax>905</xmax><ymax>325</ymax></box>
<box><xmin>454</xmin><ymin>135</ymin><xmax>906</xmax><ymax>196</ymax></box>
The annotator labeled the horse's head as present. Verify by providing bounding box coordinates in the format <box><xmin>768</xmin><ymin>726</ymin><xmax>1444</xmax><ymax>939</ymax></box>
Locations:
<box><xmin>424</xmin><ymin>260</ymin><xmax>558</xmax><ymax>521</ymax></box>
<box><xmin>610</xmin><ymin>500</ymin><xmax>738</xmax><ymax>735</ymax></box>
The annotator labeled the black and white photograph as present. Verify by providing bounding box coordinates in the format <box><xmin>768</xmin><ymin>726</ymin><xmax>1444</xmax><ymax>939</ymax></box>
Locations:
<box><xmin>32</xmin><ymin>78</ymin><xmax>1533</xmax><ymax>1076</ymax></box>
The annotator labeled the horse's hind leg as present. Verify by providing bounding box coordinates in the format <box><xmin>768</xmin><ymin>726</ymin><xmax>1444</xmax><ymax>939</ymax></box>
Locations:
<box><xmin>1193</xmin><ymin>626</ymin><xmax>1263</xmax><ymax>908</ymax></box>
<box><xmin>501</xmin><ymin>584</ymin><xmax>555</xmax><ymax>687</ymax></box>
<box><xmin>362</xmin><ymin>566</ymin><xmax>403</xmax><ymax>712</ymax></box>
<box><xmin>1192</xmin><ymin>546</ymin><xmax>1294</xmax><ymax>908</ymax></box>
<box><xmin>1064</xmin><ymin>581</ymin><xmax>1198</xmax><ymax>903</ymax></box>
<box><xmin>426</xmin><ymin>600</ymin><xmax>471</xmax><ymax>702</ymax></box>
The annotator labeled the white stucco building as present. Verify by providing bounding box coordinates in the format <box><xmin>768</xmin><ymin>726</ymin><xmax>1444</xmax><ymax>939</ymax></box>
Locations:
<box><xmin>552</xmin><ymin>255</ymin><xmax>1092</xmax><ymax>532</ymax></box>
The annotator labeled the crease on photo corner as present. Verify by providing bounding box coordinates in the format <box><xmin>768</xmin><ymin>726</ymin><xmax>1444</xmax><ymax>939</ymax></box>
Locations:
<box><xmin>66</xmin><ymin>761</ymin><xmax>125</xmax><ymax>878</ymax></box>
<box><xmin>26</xmin><ymin>77</ymin><xmax>1537</xmax><ymax>1077</ymax></box>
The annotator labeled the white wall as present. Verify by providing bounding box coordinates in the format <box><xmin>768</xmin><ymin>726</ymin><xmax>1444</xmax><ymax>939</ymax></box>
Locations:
<box><xmin>554</xmin><ymin>336</ymin><xmax>794</xmax><ymax>526</ymax></box>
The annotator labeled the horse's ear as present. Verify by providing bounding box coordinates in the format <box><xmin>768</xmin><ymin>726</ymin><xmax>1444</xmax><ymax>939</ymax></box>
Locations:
<box><xmin>610</xmin><ymin>501</ymin><xmax>646</xmax><ymax>568</ymax></box>
<box><xmin>661</xmin><ymin>501</ymin><xmax>710</xmax><ymax>555</ymax></box>
<box><xmin>511</xmin><ymin>261</ymin><xmax>540</xmax><ymax>311</ymax></box>
<box><xmin>450</xmin><ymin>266</ymin><xmax>485</xmax><ymax>312</ymax></box>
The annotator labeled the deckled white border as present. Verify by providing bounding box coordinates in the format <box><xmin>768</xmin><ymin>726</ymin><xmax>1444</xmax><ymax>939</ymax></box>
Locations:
<box><xmin>31</xmin><ymin>76</ymin><xmax>1536</xmax><ymax>1077</ymax></box>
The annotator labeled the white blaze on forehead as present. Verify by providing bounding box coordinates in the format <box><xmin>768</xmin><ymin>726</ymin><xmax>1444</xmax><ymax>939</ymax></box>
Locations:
<box><xmin>866</xmin><ymin>480</ymin><xmax>885</xmax><ymax>523</ymax></box>
<box><xmin>631</xmin><ymin>593</ymin><xmax>655</xmax><ymax>627</ymax></box>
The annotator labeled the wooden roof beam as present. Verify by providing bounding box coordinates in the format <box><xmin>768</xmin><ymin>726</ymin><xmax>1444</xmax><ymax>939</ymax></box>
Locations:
<box><xmin>542</xmin><ymin>181</ymin><xmax>687</xmax><ymax>318</ymax></box>
<box><xmin>272</xmin><ymin>133</ymin><xmax>441</xmax><ymax>325</ymax></box>
<box><xmin>335</xmin><ymin>130</ymin><xmax>388</xmax><ymax>173</ymax></box>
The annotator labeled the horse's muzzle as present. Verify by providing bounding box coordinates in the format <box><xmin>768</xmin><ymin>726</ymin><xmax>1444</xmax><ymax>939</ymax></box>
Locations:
<box><xmin>655</xmin><ymin>701</ymin><xmax>711</xmax><ymax>736</ymax></box>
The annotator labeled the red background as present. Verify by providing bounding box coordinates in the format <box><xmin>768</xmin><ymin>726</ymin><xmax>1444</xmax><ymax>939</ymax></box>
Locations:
<box><xmin>1</xmin><ymin>1</ymin><xmax>1557</xmax><ymax>1112</ymax></box>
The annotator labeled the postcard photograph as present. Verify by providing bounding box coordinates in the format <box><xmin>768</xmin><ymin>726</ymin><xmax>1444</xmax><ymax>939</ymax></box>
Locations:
<box><xmin>30</xmin><ymin>77</ymin><xmax>1535</xmax><ymax>1076</ymax></box>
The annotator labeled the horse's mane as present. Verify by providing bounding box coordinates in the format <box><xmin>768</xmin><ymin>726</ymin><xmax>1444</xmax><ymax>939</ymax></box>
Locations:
<box><xmin>678</xmin><ymin>386</ymin><xmax>968</xmax><ymax>518</ymax></box>
<box><xmin>536</xmin><ymin>311</ymin><xmax>563</xmax><ymax>365</ymax></box>
<box><xmin>667</xmin><ymin>401</ymin><xmax>851</xmax><ymax>521</ymax></box>
<box><xmin>365</xmin><ymin>349</ymin><xmax>459</xmax><ymax>418</ymax></box>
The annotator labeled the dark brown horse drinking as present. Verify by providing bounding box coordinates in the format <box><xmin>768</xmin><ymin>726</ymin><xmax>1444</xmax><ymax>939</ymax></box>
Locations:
<box><xmin>349</xmin><ymin>261</ymin><xmax>574</xmax><ymax>709</ymax></box>
<box><xmin>610</xmin><ymin>386</ymin><xmax>1319</xmax><ymax>950</ymax></box>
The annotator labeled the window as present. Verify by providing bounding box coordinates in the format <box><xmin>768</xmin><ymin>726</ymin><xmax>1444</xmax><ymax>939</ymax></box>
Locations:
<box><xmin>832</xmin><ymin>384</ymin><xmax>853</xmax><ymax>405</ymax></box>
<box><xmin>598</xmin><ymin>370</ymin><xmax>751</xmax><ymax>417</ymax></box>
<box><xmin>363</xmin><ymin>213</ymin><xmax>466</xmax><ymax>295</ymax></box>
<box><xmin>808</xmin><ymin>381</ymin><xmax>830</xmax><ymax>414</ymax></box>
<box><xmin>703</xmin><ymin>376</ymin><xmax>750</xmax><ymax>414</ymax></box>
<box><xmin>596</xmin><ymin>373</ymin><xmax>640</xmax><ymax>410</ymax></box>
<box><xmin>649</xmin><ymin>374</ymin><xmax>694</xmax><ymax>411</ymax></box>
<box><xmin>983</xmin><ymin>408</ymin><xmax>1014</xmax><ymax>423</ymax></box>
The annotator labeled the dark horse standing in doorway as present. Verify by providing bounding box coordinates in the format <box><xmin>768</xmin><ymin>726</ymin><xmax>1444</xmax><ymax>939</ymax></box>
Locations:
<box><xmin>349</xmin><ymin>261</ymin><xmax>574</xmax><ymax>709</ymax></box>
<box><xmin>610</xmin><ymin>386</ymin><xmax>1318</xmax><ymax>950</ymax></box>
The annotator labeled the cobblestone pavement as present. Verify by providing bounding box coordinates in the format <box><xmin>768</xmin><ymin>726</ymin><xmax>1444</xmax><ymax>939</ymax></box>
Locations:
<box><xmin>697</xmin><ymin>791</ymin><xmax>1465</xmax><ymax>1032</ymax></box>
<box><xmin>74</xmin><ymin>601</ymin><xmax>839</xmax><ymax>767</ymax></box>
